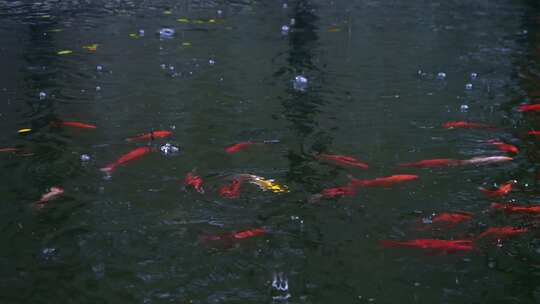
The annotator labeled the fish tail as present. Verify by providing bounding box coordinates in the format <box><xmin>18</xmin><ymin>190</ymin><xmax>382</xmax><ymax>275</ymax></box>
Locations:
<box><xmin>379</xmin><ymin>240</ymin><xmax>406</xmax><ymax>248</ymax></box>
<box><xmin>100</xmin><ymin>163</ymin><xmax>117</xmax><ymax>173</ymax></box>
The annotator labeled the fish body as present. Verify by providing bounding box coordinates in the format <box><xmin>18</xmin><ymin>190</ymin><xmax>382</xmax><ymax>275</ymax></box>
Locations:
<box><xmin>321</xmin><ymin>186</ymin><xmax>357</xmax><ymax>198</ymax></box>
<box><xmin>442</xmin><ymin>121</ymin><xmax>492</xmax><ymax>129</ymax></box>
<box><xmin>317</xmin><ymin>153</ymin><xmax>369</xmax><ymax>170</ymax></box>
<box><xmin>0</xmin><ymin>148</ymin><xmax>19</xmax><ymax>153</ymax></box>
<box><xmin>518</xmin><ymin>104</ymin><xmax>540</xmax><ymax>112</ymax></box>
<box><xmin>184</xmin><ymin>172</ymin><xmax>204</xmax><ymax>193</ymax></box>
<box><xmin>491</xmin><ymin>203</ymin><xmax>540</xmax><ymax>215</ymax></box>
<box><xmin>100</xmin><ymin>147</ymin><xmax>153</xmax><ymax>173</ymax></box>
<box><xmin>243</xmin><ymin>174</ymin><xmax>289</xmax><ymax>193</ymax></box>
<box><xmin>488</xmin><ymin>140</ymin><xmax>519</xmax><ymax>154</ymax></box>
<box><xmin>528</xmin><ymin>131</ymin><xmax>540</xmax><ymax>137</ymax></box>
<box><xmin>54</xmin><ymin>121</ymin><xmax>97</xmax><ymax>129</ymax></box>
<box><xmin>461</xmin><ymin>156</ymin><xmax>513</xmax><ymax>165</ymax></box>
<box><xmin>349</xmin><ymin>174</ymin><xmax>419</xmax><ymax>188</ymax></box>
<box><xmin>232</xmin><ymin>228</ymin><xmax>266</xmax><ymax>239</ymax></box>
<box><xmin>219</xmin><ymin>179</ymin><xmax>242</xmax><ymax>199</ymax></box>
<box><xmin>381</xmin><ymin>239</ymin><xmax>474</xmax><ymax>253</ymax></box>
<box><xmin>477</xmin><ymin>226</ymin><xmax>528</xmax><ymax>239</ymax></box>
<box><xmin>126</xmin><ymin>130</ymin><xmax>172</xmax><ymax>142</ymax></box>
<box><xmin>431</xmin><ymin>212</ymin><xmax>473</xmax><ymax>227</ymax></box>
<box><xmin>35</xmin><ymin>186</ymin><xmax>64</xmax><ymax>206</ymax></box>
<box><xmin>398</xmin><ymin>158</ymin><xmax>461</xmax><ymax>168</ymax></box>
<box><xmin>225</xmin><ymin>142</ymin><xmax>254</xmax><ymax>154</ymax></box>
<box><xmin>479</xmin><ymin>181</ymin><xmax>514</xmax><ymax>197</ymax></box>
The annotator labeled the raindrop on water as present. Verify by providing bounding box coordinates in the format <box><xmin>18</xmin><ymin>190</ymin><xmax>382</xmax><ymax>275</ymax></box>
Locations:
<box><xmin>436</xmin><ymin>72</ymin><xmax>446</xmax><ymax>80</ymax></box>
<box><xmin>293</xmin><ymin>75</ymin><xmax>308</xmax><ymax>91</ymax></box>
<box><xmin>460</xmin><ymin>104</ymin><xmax>469</xmax><ymax>112</ymax></box>
<box><xmin>96</xmin><ymin>65</ymin><xmax>103</xmax><ymax>72</ymax></box>
<box><xmin>290</xmin><ymin>18</ymin><xmax>296</xmax><ymax>26</ymax></box>
<box><xmin>209</xmin><ymin>59</ymin><xmax>216</xmax><ymax>65</ymax></box>
<box><xmin>160</xmin><ymin>143</ymin><xmax>180</xmax><ymax>155</ymax></box>
<box><xmin>138</xmin><ymin>29</ymin><xmax>145</xmax><ymax>37</ymax></box>
<box><xmin>159</xmin><ymin>28</ymin><xmax>175</xmax><ymax>39</ymax></box>
<box><xmin>38</xmin><ymin>91</ymin><xmax>46</xmax><ymax>100</ymax></box>
<box><xmin>95</xmin><ymin>86</ymin><xmax>101</xmax><ymax>91</ymax></box>
<box><xmin>470</xmin><ymin>72</ymin><xmax>478</xmax><ymax>80</ymax></box>
<box><xmin>281</xmin><ymin>25</ymin><xmax>290</xmax><ymax>35</ymax></box>
<box><xmin>80</xmin><ymin>154</ymin><xmax>91</xmax><ymax>162</ymax></box>
<box><xmin>465</xmin><ymin>83</ymin><xmax>473</xmax><ymax>90</ymax></box>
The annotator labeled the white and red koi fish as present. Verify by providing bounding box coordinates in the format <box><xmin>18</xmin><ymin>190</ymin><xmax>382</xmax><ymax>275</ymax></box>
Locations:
<box><xmin>34</xmin><ymin>186</ymin><xmax>64</xmax><ymax>208</ymax></box>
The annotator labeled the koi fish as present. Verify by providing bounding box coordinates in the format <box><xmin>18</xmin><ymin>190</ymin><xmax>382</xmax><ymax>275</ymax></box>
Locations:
<box><xmin>479</xmin><ymin>181</ymin><xmax>515</xmax><ymax>197</ymax></box>
<box><xmin>491</xmin><ymin>203</ymin><xmax>540</xmax><ymax>215</ymax></box>
<box><xmin>380</xmin><ymin>239</ymin><xmax>474</xmax><ymax>254</ymax></box>
<box><xmin>35</xmin><ymin>186</ymin><xmax>64</xmax><ymax>206</ymax></box>
<box><xmin>321</xmin><ymin>185</ymin><xmax>357</xmax><ymax>198</ymax></box>
<box><xmin>225</xmin><ymin>141</ymin><xmax>255</xmax><ymax>154</ymax></box>
<box><xmin>219</xmin><ymin>179</ymin><xmax>243</xmax><ymax>199</ymax></box>
<box><xmin>126</xmin><ymin>130</ymin><xmax>172</xmax><ymax>142</ymax></box>
<box><xmin>398</xmin><ymin>158</ymin><xmax>461</xmax><ymax>168</ymax></box>
<box><xmin>349</xmin><ymin>174</ymin><xmax>419</xmax><ymax>188</ymax></box>
<box><xmin>528</xmin><ymin>131</ymin><xmax>540</xmax><ymax>137</ymax></box>
<box><xmin>184</xmin><ymin>172</ymin><xmax>204</xmax><ymax>194</ymax></box>
<box><xmin>477</xmin><ymin>226</ymin><xmax>528</xmax><ymax>240</ymax></box>
<box><xmin>487</xmin><ymin>140</ymin><xmax>519</xmax><ymax>154</ymax></box>
<box><xmin>52</xmin><ymin>121</ymin><xmax>97</xmax><ymax>129</ymax></box>
<box><xmin>239</xmin><ymin>174</ymin><xmax>289</xmax><ymax>193</ymax></box>
<box><xmin>460</xmin><ymin>156</ymin><xmax>513</xmax><ymax>166</ymax></box>
<box><xmin>430</xmin><ymin>212</ymin><xmax>473</xmax><ymax>227</ymax></box>
<box><xmin>203</xmin><ymin>228</ymin><xmax>266</xmax><ymax>242</ymax></box>
<box><xmin>0</xmin><ymin>148</ymin><xmax>19</xmax><ymax>153</ymax></box>
<box><xmin>100</xmin><ymin>147</ymin><xmax>154</xmax><ymax>173</ymax></box>
<box><xmin>316</xmin><ymin>153</ymin><xmax>369</xmax><ymax>170</ymax></box>
<box><xmin>518</xmin><ymin>104</ymin><xmax>540</xmax><ymax>112</ymax></box>
<box><xmin>442</xmin><ymin>121</ymin><xmax>493</xmax><ymax>129</ymax></box>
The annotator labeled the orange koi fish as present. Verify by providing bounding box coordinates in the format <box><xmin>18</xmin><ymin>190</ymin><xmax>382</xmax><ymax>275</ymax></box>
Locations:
<box><xmin>380</xmin><ymin>239</ymin><xmax>474</xmax><ymax>254</ymax></box>
<box><xmin>100</xmin><ymin>147</ymin><xmax>154</xmax><ymax>173</ymax></box>
<box><xmin>477</xmin><ymin>226</ymin><xmax>528</xmax><ymax>240</ymax></box>
<box><xmin>398</xmin><ymin>158</ymin><xmax>461</xmax><ymax>168</ymax></box>
<box><xmin>35</xmin><ymin>186</ymin><xmax>64</xmax><ymax>207</ymax></box>
<box><xmin>184</xmin><ymin>172</ymin><xmax>204</xmax><ymax>194</ymax></box>
<box><xmin>442</xmin><ymin>121</ymin><xmax>493</xmax><ymax>129</ymax></box>
<box><xmin>321</xmin><ymin>185</ymin><xmax>357</xmax><ymax>198</ymax></box>
<box><xmin>528</xmin><ymin>131</ymin><xmax>540</xmax><ymax>137</ymax></box>
<box><xmin>203</xmin><ymin>228</ymin><xmax>267</xmax><ymax>242</ymax></box>
<box><xmin>518</xmin><ymin>104</ymin><xmax>540</xmax><ymax>112</ymax></box>
<box><xmin>219</xmin><ymin>179</ymin><xmax>243</xmax><ymax>199</ymax></box>
<box><xmin>431</xmin><ymin>212</ymin><xmax>473</xmax><ymax>227</ymax></box>
<box><xmin>224</xmin><ymin>141</ymin><xmax>255</xmax><ymax>154</ymax></box>
<box><xmin>126</xmin><ymin>130</ymin><xmax>172</xmax><ymax>142</ymax></box>
<box><xmin>316</xmin><ymin>153</ymin><xmax>369</xmax><ymax>170</ymax></box>
<box><xmin>491</xmin><ymin>203</ymin><xmax>540</xmax><ymax>215</ymax></box>
<box><xmin>52</xmin><ymin>121</ymin><xmax>96</xmax><ymax>129</ymax></box>
<box><xmin>487</xmin><ymin>140</ymin><xmax>519</xmax><ymax>154</ymax></box>
<box><xmin>349</xmin><ymin>174</ymin><xmax>419</xmax><ymax>188</ymax></box>
<box><xmin>479</xmin><ymin>181</ymin><xmax>515</xmax><ymax>197</ymax></box>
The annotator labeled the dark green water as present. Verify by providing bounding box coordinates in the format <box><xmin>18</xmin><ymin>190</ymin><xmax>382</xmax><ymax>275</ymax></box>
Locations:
<box><xmin>1</xmin><ymin>0</ymin><xmax>540</xmax><ymax>303</ymax></box>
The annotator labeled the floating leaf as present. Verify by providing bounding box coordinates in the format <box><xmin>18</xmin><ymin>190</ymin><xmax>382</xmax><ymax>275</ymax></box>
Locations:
<box><xmin>163</xmin><ymin>10</ymin><xmax>172</xmax><ymax>15</ymax></box>
<box><xmin>57</xmin><ymin>50</ymin><xmax>73</xmax><ymax>55</ymax></box>
<box><xmin>129</xmin><ymin>33</ymin><xmax>139</xmax><ymax>39</ymax></box>
<box><xmin>82</xmin><ymin>44</ymin><xmax>98</xmax><ymax>51</ymax></box>
<box><xmin>208</xmin><ymin>19</ymin><xmax>216</xmax><ymax>23</ymax></box>
<box><xmin>193</xmin><ymin>19</ymin><xmax>205</xmax><ymax>24</ymax></box>
<box><xmin>182</xmin><ymin>42</ymin><xmax>192</xmax><ymax>47</ymax></box>
<box><xmin>48</xmin><ymin>28</ymin><xmax>63</xmax><ymax>33</ymax></box>
<box><xmin>18</xmin><ymin>128</ymin><xmax>32</xmax><ymax>134</ymax></box>
<box><xmin>177</xmin><ymin>18</ymin><xmax>189</xmax><ymax>23</ymax></box>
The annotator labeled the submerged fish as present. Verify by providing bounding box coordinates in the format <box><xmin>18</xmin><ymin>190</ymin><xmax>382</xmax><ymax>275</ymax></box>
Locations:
<box><xmin>219</xmin><ymin>179</ymin><xmax>243</xmax><ymax>199</ymax></box>
<box><xmin>126</xmin><ymin>130</ymin><xmax>172</xmax><ymax>142</ymax></box>
<box><xmin>398</xmin><ymin>158</ymin><xmax>461</xmax><ymax>168</ymax></box>
<box><xmin>442</xmin><ymin>121</ymin><xmax>493</xmax><ymax>129</ymax></box>
<box><xmin>477</xmin><ymin>226</ymin><xmax>528</xmax><ymax>240</ymax></box>
<box><xmin>225</xmin><ymin>142</ymin><xmax>255</xmax><ymax>154</ymax></box>
<box><xmin>316</xmin><ymin>153</ymin><xmax>369</xmax><ymax>170</ymax></box>
<box><xmin>52</xmin><ymin>121</ymin><xmax>97</xmax><ymax>129</ymax></box>
<box><xmin>479</xmin><ymin>181</ymin><xmax>515</xmax><ymax>197</ymax></box>
<box><xmin>35</xmin><ymin>186</ymin><xmax>64</xmax><ymax>207</ymax></box>
<box><xmin>380</xmin><ymin>239</ymin><xmax>474</xmax><ymax>254</ymax></box>
<box><xmin>349</xmin><ymin>174</ymin><xmax>419</xmax><ymax>188</ymax></box>
<box><xmin>0</xmin><ymin>148</ymin><xmax>19</xmax><ymax>153</ymax></box>
<box><xmin>100</xmin><ymin>147</ymin><xmax>154</xmax><ymax>174</ymax></box>
<box><xmin>203</xmin><ymin>228</ymin><xmax>267</xmax><ymax>242</ymax></box>
<box><xmin>491</xmin><ymin>203</ymin><xmax>540</xmax><ymax>215</ymax></box>
<box><xmin>518</xmin><ymin>104</ymin><xmax>540</xmax><ymax>112</ymax></box>
<box><xmin>184</xmin><ymin>172</ymin><xmax>204</xmax><ymax>194</ymax></box>
<box><xmin>430</xmin><ymin>212</ymin><xmax>473</xmax><ymax>228</ymax></box>
<box><xmin>487</xmin><ymin>140</ymin><xmax>519</xmax><ymax>155</ymax></box>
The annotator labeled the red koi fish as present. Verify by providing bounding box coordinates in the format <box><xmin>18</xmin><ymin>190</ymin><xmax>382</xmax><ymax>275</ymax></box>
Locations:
<box><xmin>479</xmin><ymin>181</ymin><xmax>515</xmax><ymax>197</ymax></box>
<box><xmin>100</xmin><ymin>147</ymin><xmax>154</xmax><ymax>173</ymax></box>
<box><xmin>321</xmin><ymin>185</ymin><xmax>357</xmax><ymax>198</ymax></box>
<box><xmin>203</xmin><ymin>228</ymin><xmax>266</xmax><ymax>242</ymax></box>
<box><xmin>491</xmin><ymin>203</ymin><xmax>540</xmax><ymax>215</ymax></box>
<box><xmin>398</xmin><ymin>158</ymin><xmax>461</xmax><ymax>168</ymax></box>
<box><xmin>316</xmin><ymin>154</ymin><xmax>369</xmax><ymax>170</ymax></box>
<box><xmin>431</xmin><ymin>212</ymin><xmax>473</xmax><ymax>227</ymax></box>
<box><xmin>224</xmin><ymin>141</ymin><xmax>255</xmax><ymax>154</ymax></box>
<box><xmin>528</xmin><ymin>131</ymin><xmax>540</xmax><ymax>137</ymax></box>
<box><xmin>35</xmin><ymin>186</ymin><xmax>64</xmax><ymax>207</ymax></box>
<box><xmin>461</xmin><ymin>156</ymin><xmax>513</xmax><ymax>166</ymax></box>
<box><xmin>442</xmin><ymin>121</ymin><xmax>492</xmax><ymax>129</ymax></box>
<box><xmin>349</xmin><ymin>174</ymin><xmax>419</xmax><ymax>188</ymax></box>
<box><xmin>380</xmin><ymin>239</ymin><xmax>474</xmax><ymax>254</ymax></box>
<box><xmin>487</xmin><ymin>140</ymin><xmax>519</xmax><ymax>154</ymax></box>
<box><xmin>52</xmin><ymin>121</ymin><xmax>96</xmax><ymax>129</ymax></box>
<box><xmin>184</xmin><ymin>172</ymin><xmax>204</xmax><ymax>194</ymax></box>
<box><xmin>518</xmin><ymin>104</ymin><xmax>540</xmax><ymax>112</ymax></box>
<box><xmin>477</xmin><ymin>226</ymin><xmax>528</xmax><ymax>240</ymax></box>
<box><xmin>126</xmin><ymin>130</ymin><xmax>172</xmax><ymax>142</ymax></box>
<box><xmin>219</xmin><ymin>179</ymin><xmax>243</xmax><ymax>199</ymax></box>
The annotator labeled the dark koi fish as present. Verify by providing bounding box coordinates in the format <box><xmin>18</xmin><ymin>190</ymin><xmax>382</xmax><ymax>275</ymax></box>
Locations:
<box><xmin>349</xmin><ymin>174</ymin><xmax>419</xmax><ymax>188</ymax></box>
<box><xmin>321</xmin><ymin>185</ymin><xmax>357</xmax><ymax>199</ymax></box>
<box><xmin>479</xmin><ymin>181</ymin><xmax>515</xmax><ymax>197</ymax></box>
<box><xmin>35</xmin><ymin>186</ymin><xmax>64</xmax><ymax>207</ymax></box>
<box><xmin>126</xmin><ymin>130</ymin><xmax>172</xmax><ymax>142</ymax></box>
<box><xmin>442</xmin><ymin>121</ymin><xmax>492</xmax><ymax>129</ymax></box>
<box><xmin>316</xmin><ymin>153</ymin><xmax>369</xmax><ymax>170</ymax></box>
<box><xmin>0</xmin><ymin>148</ymin><xmax>19</xmax><ymax>153</ymax></box>
<box><xmin>491</xmin><ymin>203</ymin><xmax>540</xmax><ymax>215</ymax></box>
<box><xmin>477</xmin><ymin>226</ymin><xmax>528</xmax><ymax>240</ymax></box>
<box><xmin>52</xmin><ymin>121</ymin><xmax>96</xmax><ymax>129</ymax></box>
<box><xmin>224</xmin><ymin>141</ymin><xmax>255</xmax><ymax>154</ymax></box>
<box><xmin>487</xmin><ymin>140</ymin><xmax>519</xmax><ymax>155</ymax></box>
<box><xmin>100</xmin><ymin>147</ymin><xmax>154</xmax><ymax>173</ymax></box>
<box><xmin>518</xmin><ymin>104</ymin><xmax>540</xmax><ymax>112</ymax></box>
<box><xmin>203</xmin><ymin>228</ymin><xmax>267</xmax><ymax>242</ymax></box>
<box><xmin>184</xmin><ymin>172</ymin><xmax>204</xmax><ymax>194</ymax></box>
<box><xmin>398</xmin><ymin>158</ymin><xmax>461</xmax><ymax>168</ymax></box>
<box><xmin>219</xmin><ymin>179</ymin><xmax>243</xmax><ymax>199</ymax></box>
<box><xmin>380</xmin><ymin>239</ymin><xmax>474</xmax><ymax>253</ymax></box>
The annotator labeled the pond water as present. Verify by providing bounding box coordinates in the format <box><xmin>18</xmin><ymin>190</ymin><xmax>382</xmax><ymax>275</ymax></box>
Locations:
<box><xmin>1</xmin><ymin>0</ymin><xmax>540</xmax><ymax>303</ymax></box>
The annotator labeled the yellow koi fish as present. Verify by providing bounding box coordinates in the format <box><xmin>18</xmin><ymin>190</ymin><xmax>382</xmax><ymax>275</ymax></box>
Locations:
<box><xmin>243</xmin><ymin>174</ymin><xmax>289</xmax><ymax>193</ymax></box>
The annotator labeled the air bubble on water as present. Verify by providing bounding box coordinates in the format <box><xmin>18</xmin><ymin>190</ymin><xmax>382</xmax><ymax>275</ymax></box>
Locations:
<box><xmin>465</xmin><ymin>83</ymin><xmax>473</xmax><ymax>90</ymax></box>
<box><xmin>290</xmin><ymin>18</ymin><xmax>296</xmax><ymax>26</ymax></box>
<box><xmin>281</xmin><ymin>25</ymin><xmax>289</xmax><ymax>35</ymax></box>
<box><xmin>160</xmin><ymin>143</ymin><xmax>180</xmax><ymax>155</ymax></box>
<box><xmin>460</xmin><ymin>104</ymin><xmax>469</xmax><ymax>112</ymax></box>
<box><xmin>80</xmin><ymin>154</ymin><xmax>91</xmax><ymax>162</ymax></box>
<box><xmin>169</xmin><ymin>65</ymin><xmax>175</xmax><ymax>71</ymax></box>
<box><xmin>42</xmin><ymin>247</ymin><xmax>56</xmax><ymax>255</ymax></box>
<box><xmin>282</xmin><ymin>3</ymin><xmax>288</xmax><ymax>9</ymax></box>
<box><xmin>160</xmin><ymin>64</ymin><xmax>166</xmax><ymax>69</ymax></box>
<box><xmin>96</xmin><ymin>86</ymin><xmax>101</xmax><ymax>91</ymax></box>
<box><xmin>96</xmin><ymin>65</ymin><xmax>103</xmax><ymax>72</ymax></box>
<box><xmin>488</xmin><ymin>260</ymin><xmax>496</xmax><ymax>268</ymax></box>
<box><xmin>293</xmin><ymin>75</ymin><xmax>308</xmax><ymax>91</ymax></box>
<box><xmin>470</xmin><ymin>72</ymin><xmax>478</xmax><ymax>80</ymax></box>
<box><xmin>217</xmin><ymin>9</ymin><xmax>223</xmax><ymax>15</ymax></box>
<box><xmin>209</xmin><ymin>59</ymin><xmax>216</xmax><ymax>65</ymax></box>
<box><xmin>436</xmin><ymin>72</ymin><xmax>446</xmax><ymax>80</ymax></box>
<box><xmin>421</xmin><ymin>217</ymin><xmax>432</xmax><ymax>224</ymax></box>
<box><xmin>158</xmin><ymin>28</ymin><xmax>175</xmax><ymax>39</ymax></box>
<box><xmin>170</xmin><ymin>125</ymin><xmax>176</xmax><ymax>130</ymax></box>
<box><xmin>138</xmin><ymin>29</ymin><xmax>145</xmax><ymax>37</ymax></box>
<box><xmin>414</xmin><ymin>282</ymin><xmax>421</xmax><ymax>287</ymax></box>
<box><xmin>39</xmin><ymin>91</ymin><xmax>47</xmax><ymax>100</ymax></box>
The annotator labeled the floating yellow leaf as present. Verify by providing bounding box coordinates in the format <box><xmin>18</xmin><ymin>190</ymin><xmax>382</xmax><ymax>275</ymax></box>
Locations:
<box><xmin>182</xmin><ymin>42</ymin><xmax>192</xmax><ymax>47</ymax></box>
<box><xmin>163</xmin><ymin>10</ymin><xmax>172</xmax><ymax>15</ymax></box>
<box><xmin>18</xmin><ymin>128</ymin><xmax>32</xmax><ymax>134</ymax></box>
<box><xmin>177</xmin><ymin>18</ymin><xmax>189</xmax><ymax>23</ymax></box>
<box><xmin>57</xmin><ymin>50</ymin><xmax>72</xmax><ymax>55</ymax></box>
<box><xmin>82</xmin><ymin>44</ymin><xmax>98</xmax><ymax>51</ymax></box>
